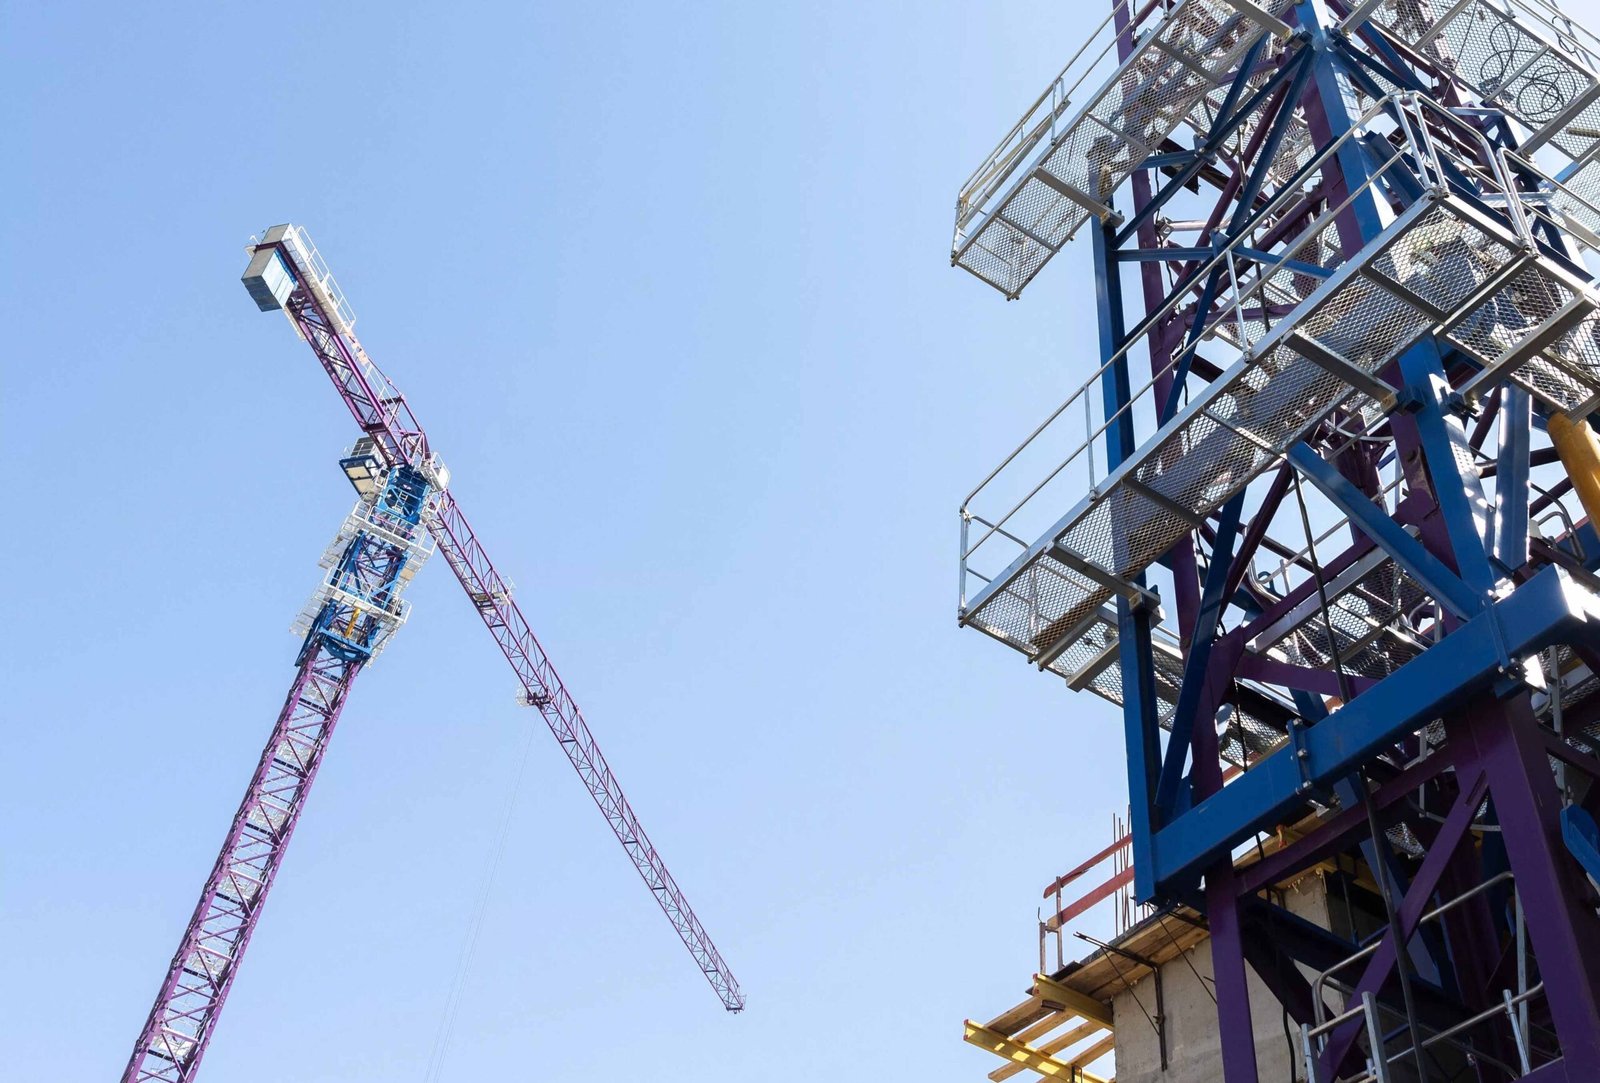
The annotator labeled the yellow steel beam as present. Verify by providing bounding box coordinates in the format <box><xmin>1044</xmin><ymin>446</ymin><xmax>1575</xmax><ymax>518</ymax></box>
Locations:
<box><xmin>1032</xmin><ymin>974</ymin><xmax>1114</xmax><ymax>1028</ymax></box>
<box><xmin>963</xmin><ymin>1021</ymin><xmax>1111</xmax><ymax>1083</ymax></box>
<box><xmin>1549</xmin><ymin>411</ymin><xmax>1600</xmax><ymax>530</ymax></box>
<box><xmin>989</xmin><ymin>1019</ymin><xmax>1105</xmax><ymax>1083</ymax></box>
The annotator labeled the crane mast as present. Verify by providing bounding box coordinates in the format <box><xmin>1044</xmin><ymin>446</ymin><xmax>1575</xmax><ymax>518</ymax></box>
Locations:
<box><xmin>125</xmin><ymin>467</ymin><xmax>438</xmax><ymax>1082</ymax></box>
<box><xmin>949</xmin><ymin>0</ymin><xmax>1600</xmax><ymax>1077</ymax></box>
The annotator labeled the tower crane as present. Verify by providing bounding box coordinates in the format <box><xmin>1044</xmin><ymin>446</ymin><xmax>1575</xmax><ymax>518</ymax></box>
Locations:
<box><xmin>123</xmin><ymin>224</ymin><xmax>742</xmax><ymax>1083</ymax></box>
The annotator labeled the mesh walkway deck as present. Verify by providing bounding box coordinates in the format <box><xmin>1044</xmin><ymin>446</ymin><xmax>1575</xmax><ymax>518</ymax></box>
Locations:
<box><xmin>961</xmin><ymin>192</ymin><xmax>1598</xmax><ymax>673</ymax></box>
<box><xmin>952</xmin><ymin>0</ymin><xmax>1294</xmax><ymax>299</ymax></box>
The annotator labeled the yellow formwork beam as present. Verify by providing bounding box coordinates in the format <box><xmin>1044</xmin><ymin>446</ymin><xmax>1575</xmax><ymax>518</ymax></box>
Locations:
<box><xmin>1032</xmin><ymin>974</ymin><xmax>1114</xmax><ymax>1029</ymax></box>
<box><xmin>1010</xmin><ymin>1011</ymin><xmax>1081</xmax><ymax>1048</ymax></box>
<box><xmin>1071</xmin><ymin>1033</ymin><xmax>1117</xmax><ymax>1071</ymax></box>
<box><xmin>1548</xmin><ymin>411</ymin><xmax>1600</xmax><ymax>530</ymax></box>
<box><xmin>989</xmin><ymin>1019</ymin><xmax>1105</xmax><ymax>1083</ymax></box>
<box><xmin>963</xmin><ymin>1021</ymin><xmax>1111</xmax><ymax>1083</ymax></box>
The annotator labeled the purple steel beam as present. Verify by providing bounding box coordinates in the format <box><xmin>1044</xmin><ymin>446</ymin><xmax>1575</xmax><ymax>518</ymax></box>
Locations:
<box><xmin>257</xmin><ymin>237</ymin><xmax>744</xmax><ymax>1012</ymax></box>
<box><xmin>122</xmin><ymin>644</ymin><xmax>361</xmax><ymax>1083</ymax></box>
<box><xmin>1520</xmin><ymin>1061</ymin><xmax>1574</xmax><ymax>1083</ymax></box>
<box><xmin>1222</xmin><ymin>464</ymin><xmax>1295</xmax><ymax>603</ymax></box>
<box><xmin>1207</xmin><ymin>864</ymin><xmax>1261</xmax><ymax>1083</ymax></box>
<box><xmin>1233</xmin><ymin>655</ymin><xmax>1378</xmax><ymax>700</ymax></box>
<box><xmin>1432</xmin><ymin>820</ymin><xmax>1513</xmax><ymax>1065</ymax></box>
<box><xmin>1315</xmin><ymin>768</ymin><xmax>1491</xmax><ymax>1077</ymax></box>
<box><xmin>1191</xmin><ymin>674</ymin><xmax>1261</xmax><ymax>1083</ymax></box>
<box><xmin>1235</xmin><ymin>751</ymin><xmax>1454</xmax><ymax>897</ymax></box>
<box><xmin>1448</xmin><ymin>698</ymin><xmax>1600</xmax><ymax>1068</ymax></box>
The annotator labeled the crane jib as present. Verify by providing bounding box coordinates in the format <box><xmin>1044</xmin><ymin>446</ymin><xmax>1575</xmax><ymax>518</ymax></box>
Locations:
<box><xmin>252</xmin><ymin>223</ymin><xmax>743</xmax><ymax>1009</ymax></box>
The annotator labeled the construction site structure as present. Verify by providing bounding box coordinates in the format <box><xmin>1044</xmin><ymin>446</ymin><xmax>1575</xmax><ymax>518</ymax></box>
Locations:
<box><xmin>952</xmin><ymin>0</ymin><xmax>1600</xmax><ymax>1080</ymax></box>
<box><xmin>122</xmin><ymin>224</ymin><xmax>741</xmax><ymax>1083</ymax></box>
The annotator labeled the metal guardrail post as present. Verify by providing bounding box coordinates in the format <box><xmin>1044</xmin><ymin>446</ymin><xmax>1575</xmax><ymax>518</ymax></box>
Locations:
<box><xmin>1504</xmin><ymin>989</ymin><xmax>1533</xmax><ymax>1076</ymax></box>
<box><xmin>1361</xmin><ymin>991</ymin><xmax>1392</xmax><ymax>1083</ymax></box>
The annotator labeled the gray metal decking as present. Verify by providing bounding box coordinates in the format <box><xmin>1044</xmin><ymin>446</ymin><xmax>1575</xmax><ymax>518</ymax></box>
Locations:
<box><xmin>1348</xmin><ymin>0</ymin><xmax>1600</xmax><ymax>162</ymax></box>
<box><xmin>961</xmin><ymin>191</ymin><xmax>1600</xmax><ymax>675</ymax></box>
<box><xmin>952</xmin><ymin>0</ymin><xmax>1294</xmax><ymax>299</ymax></box>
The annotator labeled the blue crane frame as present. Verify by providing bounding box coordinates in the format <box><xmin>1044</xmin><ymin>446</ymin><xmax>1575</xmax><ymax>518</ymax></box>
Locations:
<box><xmin>958</xmin><ymin>0</ymin><xmax>1600</xmax><ymax>1078</ymax></box>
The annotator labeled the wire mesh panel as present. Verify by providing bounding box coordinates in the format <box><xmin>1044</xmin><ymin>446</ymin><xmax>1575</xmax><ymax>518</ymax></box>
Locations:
<box><xmin>1350</xmin><ymin>0</ymin><xmax>1600</xmax><ymax>160</ymax></box>
<box><xmin>1031</xmin><ymin>604</ymin><xmax>1286</xmax><ymax>766</ymax></box>
<box><xmin>959</xmin><ymin>194</ymin><xmax>1537</xmax><ymax>671</ymax></box>
<box><xmin>1255</xmin><ymin>556</ymin><xmax>1433</xmax><ymax>681</ymax></box>
<box><xmin>1444</xmin><ymin>256</ymin><xmax>1600</xmax><ymax>411</ymax></box>
<box><xmin>952</xmin><ymin>0</ymin><xmax>1293</xmax><ymax>299</ymax></box>
<box><xmin>1551</xmin><ymin>157</ymin><xmax>1600</xmax><ymax>242</ymax></box>
<box><xmin>964</xmin><ymin>549</ymin><xmax>1110</xmax><ymax>659</ymax></box>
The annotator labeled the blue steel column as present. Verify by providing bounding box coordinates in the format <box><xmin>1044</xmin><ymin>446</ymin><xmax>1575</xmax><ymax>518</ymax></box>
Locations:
<box><xmin>1397</xmin><ymin>342</ymin><xmax>1501</xmax><ymax>595</ymax></box>
<box><xmin>1495</xmin><ymin>388</ymin><xmax>1532</xmax><ymax>572</ymax></box>
<box><xmin>1093</xmin><ymin>216</ymin><xmax>1162</xmax><ymax>910</ymax></box>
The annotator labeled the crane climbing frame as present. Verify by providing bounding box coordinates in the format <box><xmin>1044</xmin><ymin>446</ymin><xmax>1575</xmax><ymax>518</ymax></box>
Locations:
<box><xmin>953</xmin><ymin>0</ymin><xmax>1600</xmax><ymax>1079</ymax></box>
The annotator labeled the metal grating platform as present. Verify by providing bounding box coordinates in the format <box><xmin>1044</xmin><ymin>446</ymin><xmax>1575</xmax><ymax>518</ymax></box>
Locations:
<box><xmin>1546</xmin><ymin>156</ymin><xmax>1600</xmax><ymax>245</ymax></box>
<box><xmin>1251</xmin><ymin>542</ymin><xmax>1433</xmax><ymax>680</ymax></box>
<box><xmin>1042</xmin><ymin>604</ymin><xmax>1292</xmax><ymax>767</ymax></box>
<box><xmin>952</xmin><ymin>0</ymin><xmax>1293</xmax><ymax>299</ymax></box>
<box><xmin>1348</xmin><ymin>0</ymin><xmax>1600</xmax><ymax>161</ymax></box>
<box><xmin>961</xmin><ymin>191</ymin><xmax>1595</xmax><ymax>671</ymax></box>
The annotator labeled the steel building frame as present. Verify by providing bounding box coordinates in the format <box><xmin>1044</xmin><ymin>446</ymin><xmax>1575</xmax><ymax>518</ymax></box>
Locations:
<box><xmin>954</xmin><ymin>0</ymin><xmax>1600</xmax><ymax>1078</ymax></box>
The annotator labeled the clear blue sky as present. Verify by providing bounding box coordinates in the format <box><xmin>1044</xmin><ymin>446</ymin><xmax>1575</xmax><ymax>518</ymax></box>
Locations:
<box><xmin>4</xmin><ymin>3</ymin><xmax>1139</xmax><ymax>1079</ymax></box>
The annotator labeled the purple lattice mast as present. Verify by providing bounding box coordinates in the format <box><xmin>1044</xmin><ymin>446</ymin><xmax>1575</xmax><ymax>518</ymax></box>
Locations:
<box><xmin>124</xmin><ymin>641</ymin><xmax>361</xmax><ymax>1082</ymax></box>
<box><xmin>125</xmin><ymin>464</ymin><xmax>436</xmax><ymax>1082</ymax></box>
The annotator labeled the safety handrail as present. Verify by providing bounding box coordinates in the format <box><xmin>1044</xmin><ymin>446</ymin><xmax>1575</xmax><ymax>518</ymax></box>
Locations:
<box><xmin>958</xmin><ymin>92</ymin><xmax>1537</xmax><ymax>596</ymax></box>
<box><xmin>1302</xmin><ymin>872</ymin><xmax>1541</xmax><ymax>1081</ymax></box>
<box><xmin>954</xmin><ymin>2</ymin><xmax>1136</xmax><ymax>229</ymax></box>
<box><xmin>1311</xmin><ymin>871</ymin><xmax>1518</xmax><ymax>1025</ymax></box>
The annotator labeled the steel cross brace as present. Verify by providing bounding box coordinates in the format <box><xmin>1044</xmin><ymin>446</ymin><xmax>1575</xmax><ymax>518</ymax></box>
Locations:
<box><xmin>1286</xmin><ymin>443</ymin><xmax>1482</xmax><ymax>620</ymax></box>
<box><xmin>1397</xmin><ymin>342</ymin><xmax>1502</xmax><ymax>598</ymax></box>
<box><xmin>1115</xmin><ymin>36</ymin><xmax>1303</xmax><ymax>246</ymax></box>
<box><xmin>1314</xmin><ymin>769</ymin><xmax>1492</xmax><ymax>1077</ymax></box>
<box><xmin>1155</xmin><ymin>492</ymin><xmax>1245</xmax><ymax>817</ymax></box>
<box><xmin>1157</xmin><ymin>50</ymin><xmax>1320</xmax><ymax>425</ymax></box>
<box><xmin>1334</xmin><ymin>28</ymin><xmax>1428</xmax><ymax>96</ymax></box>
<box><xmin>1146</xmin><ymin>565</ymin><xmax>1600</xmax><ymax>894</ymax></box>
<box><xmin>1235</xmin><ymin>750</ymin><xmax>1456</xmax><ymax>897</ymax></box>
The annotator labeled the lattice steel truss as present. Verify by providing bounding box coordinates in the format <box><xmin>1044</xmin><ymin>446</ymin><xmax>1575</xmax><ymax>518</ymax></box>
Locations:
<box><xmin>263</xmin><ymin>229</ymin><xmax>746</xmax><ymax>1015</ymax></box>
<box><xmin>125</xmin><ymin>472</ymin><xmax>435</xmax><ymax>1083</ymax></box>
<box><xmin>953</xmin><ymin>1</ymin><xmax>1600</xmax><ymax>1079</ymax></box>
